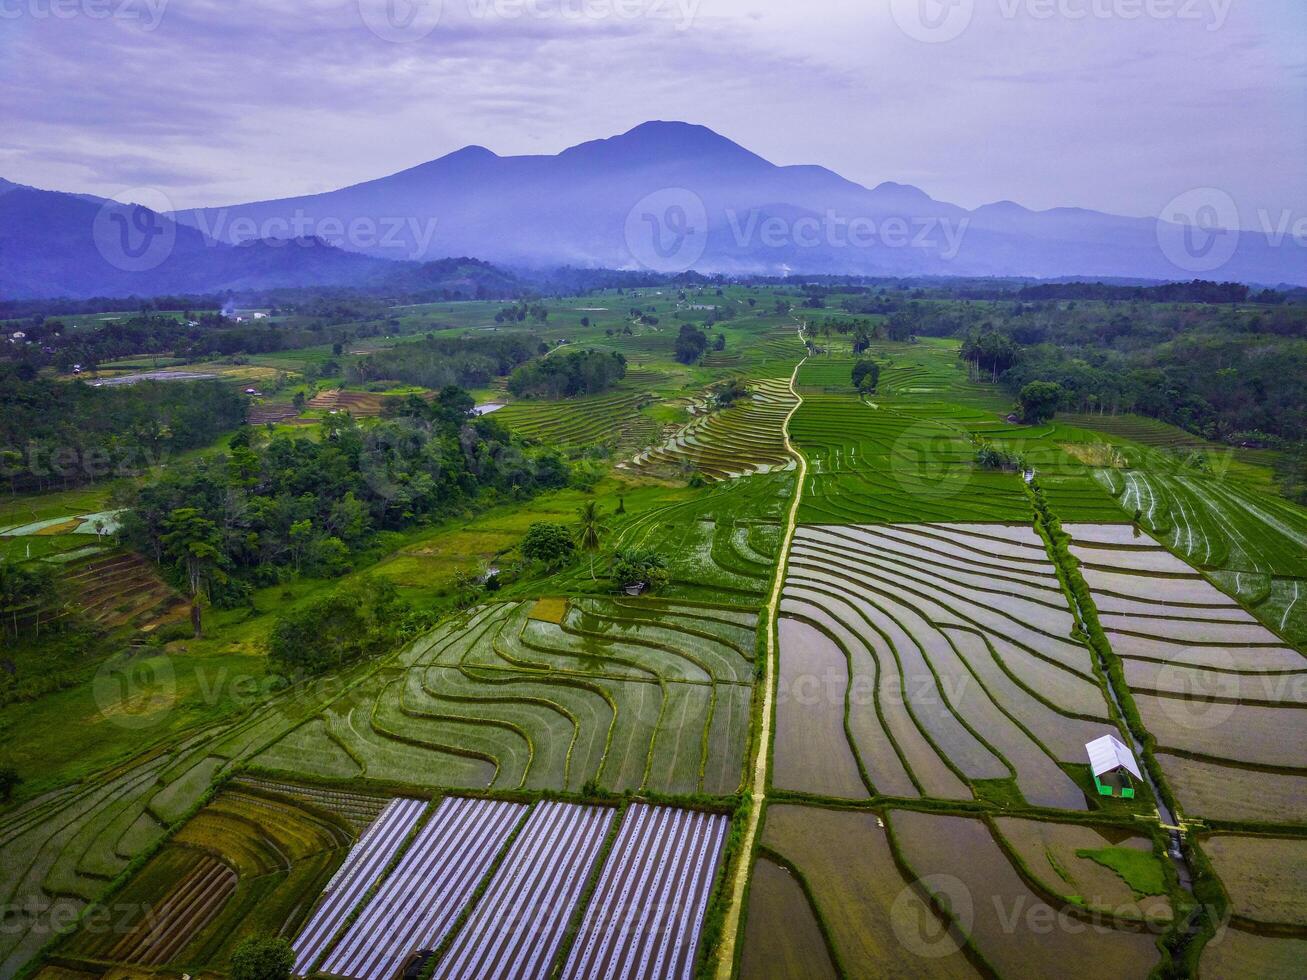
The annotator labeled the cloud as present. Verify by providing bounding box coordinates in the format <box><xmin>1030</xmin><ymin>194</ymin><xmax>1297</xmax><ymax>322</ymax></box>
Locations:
<box><xmin>0</xmin><ymin>0</ymin><xmax>1301</xmax><ymax>219</ymax></box>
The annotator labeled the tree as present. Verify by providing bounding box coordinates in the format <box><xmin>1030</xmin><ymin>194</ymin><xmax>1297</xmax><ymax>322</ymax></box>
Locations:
<box><xmin>851</xmin><ymin>359</ymin><xmax>880</xmax><ymax>393</ymax></box>
<box><xmin>230</xmin><ymin>936</ymin><xmax>294</xmax><ymax>980</ymax></box>
<box><xmin>521</xmin><ymin>522</ymin><xmax>575</xmax><ymax>571</ymax></box>
<box><xmin>0</xmin><ymin>766</ymin><xmax>21</xmax><ymax>803</ymax></box>
<box><xmin>1018</xmin><ymin>381</ymin><xmax>1063</xmax><ymax>424</ymax></box>
<box><xmin>575</xmin><ymin>501</ymin><xmax>608</xmax><ymax>580</ymax></box>
<box><xmin>674</xmin><ymin>324</ymin><xmax>709</xmax><ymax>365</ymax></box>
<box><xmin>267</xmin><ymin>577</ymin><xmax>406</xmax><ymax>676</ymax></box>
<box><xmin>610</xmin><ymin>548</ymin><xmax>670</xmax><ymax>593</ymax></box>
<box><xmin>714</xmin><ymin>379</ymin><xmax>749</xmax><ymax>407</ymax></box>
<box><xmin>160</xmin><ymin>507</ymin><xmax>226</xmax><ymax>637</ymax></box>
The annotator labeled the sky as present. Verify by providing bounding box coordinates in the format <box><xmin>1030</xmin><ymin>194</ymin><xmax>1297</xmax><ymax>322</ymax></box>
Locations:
<box><xmin>1</xmin><ymin>0</ymin><xmax>1303</xmax><ymax>223</ymax></box>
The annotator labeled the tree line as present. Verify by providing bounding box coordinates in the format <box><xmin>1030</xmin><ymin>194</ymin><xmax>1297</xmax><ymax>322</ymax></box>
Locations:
<box><xmin>0</xmin><ymin>369</ymin><xmax>246</xmax><ymax>492</ymax></box>
<box><xmin>118</xmin><ymin>387</ymin><xmax>571</xmax><ymax>633</ymax></box>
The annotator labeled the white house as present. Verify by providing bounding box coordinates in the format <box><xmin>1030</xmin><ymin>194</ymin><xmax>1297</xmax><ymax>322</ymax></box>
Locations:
<box><xmin>1086</xmin><ymin>734</ymin><xmax>1141</xmax><ymax>799</ymax></box>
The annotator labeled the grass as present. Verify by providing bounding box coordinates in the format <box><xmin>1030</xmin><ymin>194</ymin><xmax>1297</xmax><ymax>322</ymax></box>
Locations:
<box><xmin>1075</xmin><ymin>846</ymin><xmax>1169</xmax><ymax>897</ymax></box>
<box><xmin>9</xmin><ymin>286</ymin><xmax>1307</xmax><ymax>979</ymax></box>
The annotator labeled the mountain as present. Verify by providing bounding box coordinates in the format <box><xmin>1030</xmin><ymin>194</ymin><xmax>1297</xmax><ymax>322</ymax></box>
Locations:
<box><xmin>0</xmin><ymin>186</ymin><xmax>418</xmax><ymax>299</ymax></box>
<box><xmin>4</xmin><ymin>121</ymin><xmax>1302</xmax><ymax>294</ymax></box>
<box><xmin>169</xmin><ymin>121</ymin><xmax>1300</xmax><ymax>284</ymax></box>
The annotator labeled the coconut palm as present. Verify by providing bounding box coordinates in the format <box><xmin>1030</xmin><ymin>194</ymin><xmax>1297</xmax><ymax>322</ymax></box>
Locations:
<box><xmin>575</xmin><ymin>501</ymin><xmax>608</xmax><ymax>580</ymax></box>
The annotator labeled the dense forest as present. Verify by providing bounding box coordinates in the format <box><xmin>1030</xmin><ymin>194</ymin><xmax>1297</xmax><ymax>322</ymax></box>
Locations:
<box><xmin>346</xmin><ymin>333</ymin><xmax>541</xmax><ymax>388</ymax></box>
<box><xmin>887</xmin><ymin>299</ymin><xmax>1307</xmax><ymax>449</ymax></box>
<box><xmin>118</xmin><ymin>387</ymin><xmax>570</xmax><ymax>608</ymax></box>
<box><xmin>506</xmin><ymin>349</ymin><xmax>627</xmax><ymax>399</ymax></box>
<box><xmin>0</xmin><ymin>369</ymin><xmax>246</xmax><ymax>492</ymax></box>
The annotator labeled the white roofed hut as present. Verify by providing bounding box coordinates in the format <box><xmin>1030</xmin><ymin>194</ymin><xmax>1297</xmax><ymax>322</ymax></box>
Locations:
<box><xmin>1086</xmin><ymin>734</ymin><xmax>1141</xmax><ymax>799</ymax></box>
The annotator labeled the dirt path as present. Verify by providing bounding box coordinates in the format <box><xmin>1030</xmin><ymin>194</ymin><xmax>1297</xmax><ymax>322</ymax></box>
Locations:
<box><xmin>713</xmin><ymin>353</ymin><xmax>807</xmax><ymax>979</ymax></box>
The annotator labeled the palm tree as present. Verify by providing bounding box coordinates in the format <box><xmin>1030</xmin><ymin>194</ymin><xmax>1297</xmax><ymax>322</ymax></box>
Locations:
<box><xmin>575</xmin><ymin>501</ymin><xmax>608</xmax><ymax>580</ymax></box>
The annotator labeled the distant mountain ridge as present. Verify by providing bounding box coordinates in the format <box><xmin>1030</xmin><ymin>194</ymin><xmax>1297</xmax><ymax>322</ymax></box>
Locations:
<box><xmin>0</xmin><ymin>186</ymin><xmax>525</xmax><ymax>300</ymax></box>
<box><xmin>2</xmin><ymin>121</ymin><xmax>1302</xmax><ymax>297</ymax></box>
<box><xmin>169</xmin><ymin>120</ymin><xmax>1306</xmax><ymax>285</ymax></box>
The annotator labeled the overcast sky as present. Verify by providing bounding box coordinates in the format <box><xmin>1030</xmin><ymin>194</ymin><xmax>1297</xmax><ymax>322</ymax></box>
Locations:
<box><xmin>2</xmin><ymin>0</ymin><xmax>1303</xmax><ymax>221</ymax></box>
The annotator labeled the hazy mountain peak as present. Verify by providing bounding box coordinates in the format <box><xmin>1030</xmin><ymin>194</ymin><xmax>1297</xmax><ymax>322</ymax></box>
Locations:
<box><xmin>444</xmin><ymin>144</ymin><xmax>498</xmax><ymax>161</ymax></box>
<box><xmin>559</xmin><ymin>120</ymin><xmax>771</xmax><ymax>169</ymax></box>
<box><xmin>977</xmin><ymin>199</ymin><xmax>1031</xmax><ymax>214</ymax></box>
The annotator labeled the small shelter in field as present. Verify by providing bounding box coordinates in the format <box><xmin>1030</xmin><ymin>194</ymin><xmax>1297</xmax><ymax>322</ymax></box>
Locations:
<box><xmin>1086</xmin><ymin>734</ymin><xmax>1141</xmax><ymax>799</ymax></box>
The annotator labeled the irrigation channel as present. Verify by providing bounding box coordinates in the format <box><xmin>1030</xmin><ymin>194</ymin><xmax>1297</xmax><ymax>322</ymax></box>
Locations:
<box><xmin>1037</xmin><ymin>484</ymin><xmax>1210</xmax><ymax>961</ymax></box>
<box><xmin>714</xmin><ymin>352</ymin><xmax>807</xmax><ymax>979</ymax></box>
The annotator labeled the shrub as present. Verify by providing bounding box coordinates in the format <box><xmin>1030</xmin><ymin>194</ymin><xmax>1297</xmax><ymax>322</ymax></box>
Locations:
<box><xmin>230</xmin><ymin>936</ymin><xmax>294</xmax><ymax>980</ymax></box>
<box><xmin>266</xmin><ymin>577</ymin><xmax>408</xmax><ymax>676</ymax></box>
<box><xmin>610</xmin><ymin>548</ymin><xmax>670</xmax><ymax>593</ymax></box>
<box><xmin>521</xmin><ymin>522</ymin><xmax>576</xmax><ymax>570</ymax></box>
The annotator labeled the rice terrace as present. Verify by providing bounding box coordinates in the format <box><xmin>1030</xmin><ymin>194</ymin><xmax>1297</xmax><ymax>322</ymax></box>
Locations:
<box><xmin>2</xmin><ymin>7</ymin><xmax>1307</xmax><ymax>977</ymax></box>
<box><xmin>4</xmin><ymin>279</ymin><xmax>1305</xmax><ymax>980</ymax></box>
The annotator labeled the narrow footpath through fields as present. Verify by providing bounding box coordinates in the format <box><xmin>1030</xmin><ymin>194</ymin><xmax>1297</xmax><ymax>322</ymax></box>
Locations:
<box><xmin>714</xmin><ymin>351</ymin><xmax>807</xmax><ymax>979</ymax></box>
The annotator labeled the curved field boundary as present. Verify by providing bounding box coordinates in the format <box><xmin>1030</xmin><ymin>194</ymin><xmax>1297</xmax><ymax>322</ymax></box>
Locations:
<box><xmin>888</xmin><ymin>809</ymin><xmax>1163</xmax><ymax>978</ymax></box>
<box><xmin>626</xmin><ymin>378</ymin><xmax>799</xmax><ymax>482</ymax></box>
<box><xmin>774</xmin><ymin>523</ymin><xmax>1118</xmax><ymax>810</ymax></box>
<box><xmin>1063</xmin><ymin>523</ymin><xmax>1307</xmax><ymax>825</ymax></box>
<box><xmin>253</xmin><ymin>598</ymin><xmax>757</xmax><ymax>797</ymax></box>
<box><xmin>563</xmin><ymin>804</ymin><xmax>728</xmax><ymax>980</ymax></box>
<box><xmin>495</xmin><ymin>370</ymin><xmax>665</xmax><ymax>452</ymax></box>
<box><xmin>0</xmin><ymin>671</ymin><xmax>357</xmax><ymax>976</ymax></box>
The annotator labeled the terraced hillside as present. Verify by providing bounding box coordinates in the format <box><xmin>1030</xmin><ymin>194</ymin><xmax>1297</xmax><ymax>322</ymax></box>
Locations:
<box><xmin>1089</xmin><ymin>460</ymin><xmax>1307</xmax><ymax>646</ymax></box>
<box><xmin>777</xmin><ymin>523</ymin><xmax>1120</xmax><ymax>809</ymax></box>
<box><xmin>61</xmin><ymin>788</ymin><xmax>352</xmax><ymax>972</ymax></box>
<box><xmin>627</xmin><ymin>377</ymin><xmax>798</xmax><ymax>480</ymax></box>
<box><xmin>254</xmin><ymin>597</ymin><xmax>757</xmax><ymax>796</ymax></box>
<box><xmin>60</xmin><ymin>550</ymin><xmax>188</xmax><ymax>631</ymax></box>
<box><xmin>0</xmin><ymin>681</ymin><xmax>346</xmax><ymax>976</ymax></box>
<box><xmin>1065</xmin><ymin>523</ymin><xmax>1307</xmax><ymax>825</ymax></box>
<box><xmin>495</xmin><ymin>368</ymin><xmax>665</xmax><ymax>452</ymax></box>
